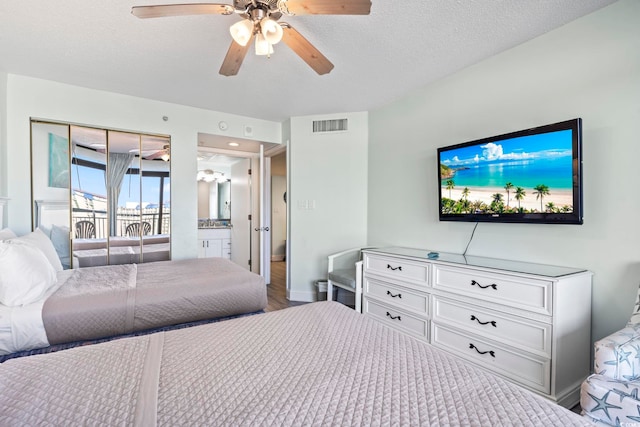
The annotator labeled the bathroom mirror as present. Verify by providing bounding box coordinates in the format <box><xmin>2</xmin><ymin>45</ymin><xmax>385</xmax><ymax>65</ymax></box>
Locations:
<box><xmin>197</xmin><ymin>152</ymin><xmax>232</xmax><ymax>224</ymax></box>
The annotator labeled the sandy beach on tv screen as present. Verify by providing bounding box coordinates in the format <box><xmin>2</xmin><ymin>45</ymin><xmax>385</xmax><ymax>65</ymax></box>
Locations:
<box><xmin>443</xmin><ymin>186</ymin><xmax>573</xmax><ymax>211</ymax></box>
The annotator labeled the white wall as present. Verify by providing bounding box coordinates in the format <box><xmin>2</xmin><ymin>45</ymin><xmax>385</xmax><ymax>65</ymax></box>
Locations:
<box><xmin>368</xmin><ymin>0</ymin><xmax>640</xmax><ymax>343</ymax></box>
<box><xmin>271</xmin><ymin>175</ymin><xmax>286</xmax><ymax>260</ymax></box>
<box><xmin>197</xmin><ymin>181</ymin><xmax>211</xmax><ymax>219</ymax></box>
<box><xmin>289</xmin><ymin>112</ymin><xmax>368</xmax><ymax>301</ymax></box>
<box><xmin>0</xmin><ymin>71</ymin><xmax>7</xmax><ymax>197</ymax></box>
<box><xmin>4</xmin><ymin>75</ymin><xmax>281</xmax><ymax>259</ymax></box>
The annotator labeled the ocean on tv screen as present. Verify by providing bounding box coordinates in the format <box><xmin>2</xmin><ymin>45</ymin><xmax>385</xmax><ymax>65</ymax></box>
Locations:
<box><xmin>440</xmin><ymin>130</ymin><xmax>574</xmax><ymax>215</ymax></box>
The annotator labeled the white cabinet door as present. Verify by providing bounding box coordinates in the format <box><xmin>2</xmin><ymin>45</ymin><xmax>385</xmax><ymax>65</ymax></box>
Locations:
<box><xmin>198</xmin><ymin>229</ymin><xmax>231</xmax><ymax>258</ymax></box>
<box><xmin>198</xmin><ymin>238</ymin><xmax>223</xmax><ymax>258</ymax></box>
<box><xmin>198</xmin><ymin>239</ymin><xmax>207</xmax><ymax>258</ymax></box>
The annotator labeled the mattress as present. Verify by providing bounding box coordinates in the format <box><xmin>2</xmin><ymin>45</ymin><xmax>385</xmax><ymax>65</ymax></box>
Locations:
<box><xmin>0</xmin><ymin>302</ymin><xmax>590</xmax><ymax>426</ymax></box>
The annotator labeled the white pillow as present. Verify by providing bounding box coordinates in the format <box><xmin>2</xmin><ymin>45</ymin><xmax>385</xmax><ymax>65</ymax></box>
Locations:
<box><xmin>0</xmin><ymin>228</ymin><xmax>17</xmax><ymax>240</ymax></box>
<box><xmin>0</xmin><ymin>242</ymin><xmax>57</xmax><ymax>306</ymax></box>
<box><xmin>10</xmin><ymin>228</ymin><xmax>63</xmax><ymax>272</ymax></box>
<box><xmin>51</xmin><ymin>224</ymin><xmax>71</xmax><ymax>269</ymax></box>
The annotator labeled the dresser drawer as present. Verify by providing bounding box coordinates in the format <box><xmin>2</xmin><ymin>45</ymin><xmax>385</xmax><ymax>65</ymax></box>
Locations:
<box><xmin>432</xmin><ymin>297</ymin><xmax>551</xmax><ymax>357</ymax></box>
<box><xmin>365</xmin><ymin>278</ymin><xmax>429</xmax><ymax>315</ymax></box>
<box><xmin>433</xmin><ymin>265</ymin><xmax>552</xmax><ymax>315</ymax></box>
<box><xmin>364</xmin><ymin>254</ymin><xmax>429</xmax><ymax>287</ymax></box>
<box><xmin>364</xmin><ymin>299</ymin><xmax>428</xmax><ymax>341</ymax></box>
<box><xmin>432</xmin><ymin>324</ymin><xmax>550</xmax><ymax>394</ymax></box>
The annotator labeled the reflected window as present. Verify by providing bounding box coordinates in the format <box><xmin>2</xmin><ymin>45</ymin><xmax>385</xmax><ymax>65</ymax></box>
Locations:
<box><xmin>31</xmin><ymin>120</ymin><xmax>171</xmax><ymax>269</ymax></box>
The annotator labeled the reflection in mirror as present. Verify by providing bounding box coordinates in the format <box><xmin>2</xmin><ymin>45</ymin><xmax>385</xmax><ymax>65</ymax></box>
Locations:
<box><xmin>217</xmin><ymin>180</ymin><xmax>231</xmax><ymax>220</ymax></box>
<box><xmin>104</xmin><ymin>131</ymin><xmax>171</xmax><ymax>264</ymax></box>
<box><xmin>139</xmin><ymin>134</ymin><xmax>171</xmax><ymax>263</ymax></box>
<box><xmin>32</xmin><ymin>120</ymin><xmax>171</xmax><ymax>269</ymax></box>
<box><xmin>109</xmin><ymin>131</ymin><xmax>140</xmax><ymax>263</ymax></box>
<box><xmin>197</xmin><ymin>152</ymin><xmax>232</xmax><ymax>227</ymax></box>
<box><xmin>71</xmin><ymin>126</ymin><xmax>108</xmax><ymax>267</ymax></box>
<box><xmin>30</xmin><ymin>121</ymin><xmax>72</xmax><ymax>269</ymax></box>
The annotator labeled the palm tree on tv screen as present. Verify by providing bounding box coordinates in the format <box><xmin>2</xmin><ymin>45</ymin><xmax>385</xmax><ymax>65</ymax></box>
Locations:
<box><xmin>533</xmin><ymin>184</ymin><xmax>550</xmax><ymax>212</ymax></box>
<box><xmin>546</xmin><ymin>202</ymin><xmax>556</xmax><ymax>213</ymax></box>
<box><xmin>515</xmin><ymin>186</ymin><xmax>526</xmax><ymax>211</ymax></box>
<box><xmin>446</xmin><ymin>180</ymin><xmax>455</xmax><ymax>198</ymax></box>
<box><xmin>462</xmin><ymin>187</ymin><xmax>470</xmax><ymax>200</ymax></box>
<box><xmin>504</xmin><ymin>182</ymin><xmax>514</xmax><ymax>207</ymax></box>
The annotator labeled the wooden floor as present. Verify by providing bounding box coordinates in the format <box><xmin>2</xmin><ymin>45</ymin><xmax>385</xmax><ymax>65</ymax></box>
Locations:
<box><xmin>265</xmin><ymin>261</ymin><xmax>308</xmax><ymax>312</ymax></box>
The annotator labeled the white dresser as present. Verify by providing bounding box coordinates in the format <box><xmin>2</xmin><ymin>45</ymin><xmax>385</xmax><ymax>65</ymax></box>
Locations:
<box><xmin>362</xmin><ymin>247</ymin><xmax>592</xmax><ymax>408</ymax></box>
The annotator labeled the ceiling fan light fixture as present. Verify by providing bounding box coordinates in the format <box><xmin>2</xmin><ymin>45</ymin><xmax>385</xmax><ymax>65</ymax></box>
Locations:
<box><xmin>260</xmin><ymin>17</ymin><xmax>283</xmax><ymax>45</ymax></box>
<box><xmin>230</xmin><ymin>19</ymin><xmax>254</xmax><ymax>46</ymax></box>
<box><xmin>255</xmin><ymin>33</ymin><xmax>273</xmax><ymax>56</ymax></box>
<box><xmin>197</xmin><ymin>169</ymin><xmax>224</xmax><ymax>182</ymax></box>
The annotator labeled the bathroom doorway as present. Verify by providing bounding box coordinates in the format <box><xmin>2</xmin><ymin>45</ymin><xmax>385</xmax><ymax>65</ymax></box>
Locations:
<box><xmin>197</xmin><ymin>133</ymin><xmax>284</xmax><ymax>286</ymax></box>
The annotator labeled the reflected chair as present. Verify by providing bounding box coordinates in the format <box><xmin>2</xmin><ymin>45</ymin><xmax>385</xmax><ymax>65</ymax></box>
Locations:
<box><xmin>75</xmin><ymin>220</ymin><xmax>96</xmax><ymax>239</ymax></box>
<box><xmin>327</xmin><ymin>248</ymin><xmax>366</xmax><ymax>313</ymax></box>
<box><xmin>126</xmin><ymin>221</ymin><xmax>152</xmax><ymax>237</ymax></box>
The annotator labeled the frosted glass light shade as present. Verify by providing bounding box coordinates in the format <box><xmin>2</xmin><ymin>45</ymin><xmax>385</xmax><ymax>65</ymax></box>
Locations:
<box><xmin>230</xmin><ymin>19</ymin><xmax>253</xmax><ymax>46</ymax></box>
<box><xmin>260</xmin><ymin>18</ymin><xmax>283</xmax><ymax>45</ymax></box>
<box><xmin>255</xmin><ymin>33</ymin><xmax>273</xmax><ymax>56</ymax></box>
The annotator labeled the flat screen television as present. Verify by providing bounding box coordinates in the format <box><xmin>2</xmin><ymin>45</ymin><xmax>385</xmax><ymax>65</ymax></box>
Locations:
<box><xmin>438</xmin><ymin>118</ymin><xmax>583</xmax><ymax>224</ymax></box>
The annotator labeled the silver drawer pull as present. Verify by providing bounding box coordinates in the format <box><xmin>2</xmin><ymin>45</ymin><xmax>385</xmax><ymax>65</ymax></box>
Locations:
<box><xmin>469</xmin><ymin>343</ymin><xmax>495</xmax><ymax>358</ymax></box>
<box><xmin>386</xmin><ymin>291</ymin><xmax>402</xmax><ymax>299</ymax></box>
<box><xmin>386</xmin><ymin>312</ymin><xmax>402</xmax><ymax>321</ymax></box>
<box><xmin>387</xmin><ymin>264</ymin><xmax>402</xmax><ymax>271</ymax></box>
<box><xmin>470</xmin><ymin>279</ymin><xmax>497</xmax><ymax>290</ymax></box>
<box><xmin>470</xmin><ymin>315</ymin><xmax>497</xmax><ymax>327</ymax></box>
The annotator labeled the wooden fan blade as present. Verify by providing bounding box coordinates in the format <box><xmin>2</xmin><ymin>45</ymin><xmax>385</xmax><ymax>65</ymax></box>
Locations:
<box><xmin>131</xmin><ymin>3</ymin><xmax>235</xmax><ymax>19</ymax></box>
<box><xmin>219</xmin><ymin>37</ymin><xmax>253</xmax><ymax>76</ymax></box>
<box><xmin>144</xmin><ymin>145</ymin><xmax>170</xmax><ymax>160</ymax></box>
<box><xmin>282</xmin><ymin>0</ymin><xmax>371</xmax><ymax>15</ymax></box>
<box><xmin>281</xmin><ymin>25</ymin><xmax>334</xmax><ymax>75</ymax></box>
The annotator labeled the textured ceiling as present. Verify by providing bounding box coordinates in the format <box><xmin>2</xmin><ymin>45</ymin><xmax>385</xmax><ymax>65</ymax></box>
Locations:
<box><xmin>0</xmin><ymin>0</ymin><xmax>618</xmax><ymax>123</ymax></box>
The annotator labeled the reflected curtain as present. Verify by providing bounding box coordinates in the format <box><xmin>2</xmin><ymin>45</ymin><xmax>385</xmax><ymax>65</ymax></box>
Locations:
<box><xmin>107</xmin><ymin>153</ymin><xmax>135</xmax><ymax>236</ymax></box>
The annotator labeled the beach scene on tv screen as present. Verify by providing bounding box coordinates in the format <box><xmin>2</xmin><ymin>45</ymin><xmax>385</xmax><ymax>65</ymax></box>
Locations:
<box><xmin>440</xmin><ymin>129</ymin><xmax>574</xmax><ymax>215</ymax></box>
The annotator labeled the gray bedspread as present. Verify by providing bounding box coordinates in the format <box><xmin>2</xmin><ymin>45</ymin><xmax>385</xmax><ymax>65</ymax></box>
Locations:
<box><xmin>42</xmin><ymin>258</ymin><xmax>267</xmax><ymax>344</ymax></box>
<box><xmin>0</xmin><ymin>302</ymin><xmax>589</xmax><ymax>426</ymax></box>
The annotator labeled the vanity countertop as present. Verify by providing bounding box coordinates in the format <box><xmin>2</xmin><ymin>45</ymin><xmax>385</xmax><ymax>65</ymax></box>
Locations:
<box><xmin>198</xmin><ymin>218</ymin><xmax>231</xmax><ymax>229</ymax></box>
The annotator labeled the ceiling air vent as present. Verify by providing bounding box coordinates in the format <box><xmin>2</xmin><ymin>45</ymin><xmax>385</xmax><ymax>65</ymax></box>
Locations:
<box><xmin>312</xmin><ymin>118</ymin><xmax>348</xmax><ymax>133</ymax></box>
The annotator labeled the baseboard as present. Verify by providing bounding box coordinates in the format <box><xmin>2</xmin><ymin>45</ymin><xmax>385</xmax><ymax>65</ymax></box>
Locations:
<box><xmin>271</xmin><ymin>255</ymin><xmax>285</xmax><ymax>262</ymax></box>
<box><xmin>287</xmin><ymin>289</ymin><xmax>315</xmax><ymax>302</ymax></box>
<box><xmin>554</xmin><ymin>383</ymin><xmax>582</xmax><ymax>409</ymax></box>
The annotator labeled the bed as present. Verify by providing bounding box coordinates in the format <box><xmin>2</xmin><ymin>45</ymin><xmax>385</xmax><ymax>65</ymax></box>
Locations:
<box><xmin>0</xmin><ymin>229</ymin><xmax>267</xmax><ymax>359</ymax></box>
<box><xmin>71</xmin><ymin>235</ymin><xmax>171</xmax><ymax>267</ymax></box>
<box><xmin>0</xmin><ymin>302</ymin><xmax>589</xmax><ymax>426</ymax></box>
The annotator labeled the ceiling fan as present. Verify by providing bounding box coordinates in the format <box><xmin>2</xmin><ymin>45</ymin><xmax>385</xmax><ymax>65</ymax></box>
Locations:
<box><xmin>141</xmin><ymin>144</ymin><xmax>171</xmax><ymax>161</ymax></box>
<box><xmin>131</xmin><ymin>0</ymin><xmax>372</xmax><ymax>76</ymax></box>
<box><xmin>127</xmin><ymin>144</ymin><xmax>170</xmax><ymax>161</ymax></box>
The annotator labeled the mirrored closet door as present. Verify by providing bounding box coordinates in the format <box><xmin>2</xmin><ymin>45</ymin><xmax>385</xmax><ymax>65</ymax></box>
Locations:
<box><xmin>31</xmin><ymin>120</ymin><xmax>171</xmax><ymax>268</ymax></box>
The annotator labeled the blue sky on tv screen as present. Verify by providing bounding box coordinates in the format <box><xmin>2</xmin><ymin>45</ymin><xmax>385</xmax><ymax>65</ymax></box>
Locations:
<box><xmin>440</xmin><ymin>129</ymin><xmax>574</xmax><ymax>189</ymax></box>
